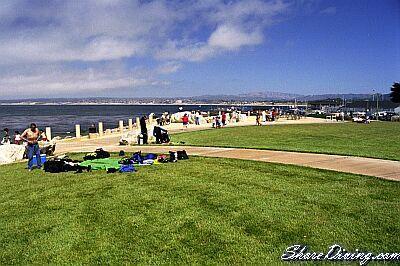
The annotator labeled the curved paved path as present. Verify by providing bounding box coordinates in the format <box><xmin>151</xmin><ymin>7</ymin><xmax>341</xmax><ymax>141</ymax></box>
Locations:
<box><xmin>56</xmin><ymin>141</ymin><xmax>400</xmax><ymax>181</ymax></box>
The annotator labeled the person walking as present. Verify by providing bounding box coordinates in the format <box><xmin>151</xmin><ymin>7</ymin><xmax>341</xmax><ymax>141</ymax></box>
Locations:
<box><xmin>182</xmin><ymin>114</ymin><xmax>189</xmax><ymax>129</ymax></box>
<box><xmin>21</xmin><ymin>123</ymin><xmax>42</xmax><ymax>171</ymax></box>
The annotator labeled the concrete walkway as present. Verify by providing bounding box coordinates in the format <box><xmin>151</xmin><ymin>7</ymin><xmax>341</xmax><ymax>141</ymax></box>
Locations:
<box><xmin>56</xmin><ymin>142</ymin><xmax>400</xmax><ymax>181</ymax></box>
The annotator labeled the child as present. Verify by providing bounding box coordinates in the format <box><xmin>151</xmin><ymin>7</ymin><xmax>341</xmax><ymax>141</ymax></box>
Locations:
<box><xmin>14</xmin><ymin>131</ymin><xmax>22</xmax><ymax>145</ymax></box>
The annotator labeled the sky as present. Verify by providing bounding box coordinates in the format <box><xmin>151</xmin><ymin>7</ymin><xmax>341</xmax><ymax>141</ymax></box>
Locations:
<box><xmin>0</xmin><ymin>0</ymin><xmax>399</xmax><ymax>99</ymax></box>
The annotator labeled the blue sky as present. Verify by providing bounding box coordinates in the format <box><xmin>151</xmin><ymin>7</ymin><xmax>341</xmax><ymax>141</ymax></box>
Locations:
<box><xmin>0</xmin><ymin>0</ymin><xmax>398</xmax><ymax>99</ymax></box>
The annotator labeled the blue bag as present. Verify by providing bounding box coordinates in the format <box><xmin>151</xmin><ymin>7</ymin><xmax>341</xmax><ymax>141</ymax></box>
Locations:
<box><xmin>144</xmin><ymin>153</ymin><xmax>157</xmax><ymax>160</ymax></box>
<box><xmin>119</xmin><ymin>164</ymin><xmax>136</xmax><ymax>173</ymax></box>
<box><xmin>131</xmin><ymin>152</ymin><xmax>143</xmax><ymax>163</ymax></box>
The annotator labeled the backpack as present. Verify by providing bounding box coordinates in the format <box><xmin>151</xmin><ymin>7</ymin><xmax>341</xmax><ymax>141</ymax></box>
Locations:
<box><xmin>107</xmin><ymin>168</ymin><xmax>118</xmax><ymax>174</ymax></box>
<box><xmin>95</xmin><ymin>148</ymin><xmax>110</xmax><ymax>159</ymax></box>
<box><xmin>83</xmin><ymin>153</ymin><xmax>97</xmax><ymax>161</ymax></box>
<box><xmin>119</xmin><ymin>150</ymin><xmax>126</xmax><ymax>156</ymax></box>
<box><xmin>157</xmin><ymin>154</ymin><xmax>169</xmax><ymax>163</ymax></box>
<box><xmin>169</xmin><ymin>151</ymin><xmax>177</xmax><ymax>162</ymax></box>
<box><xmin>177</xmin><ymin>150</ymin><xmax>189</xmax><ymax>160</ymax></box>
<box><xmin>84</xmin><ymin>149</ymin><xmax>110</xmax><ymax>160</ymax></box>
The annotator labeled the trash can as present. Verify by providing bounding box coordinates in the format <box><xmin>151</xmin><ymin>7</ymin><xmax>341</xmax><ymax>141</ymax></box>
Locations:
<box><xmin>137</xmin><ymin>134</ymin><xmax>144</xmax><ymax>145</ymax></box>
<box><xmin>32</xmin><ymin>154</ymin><xmax>47</xmax><ymax>165</ymax></box>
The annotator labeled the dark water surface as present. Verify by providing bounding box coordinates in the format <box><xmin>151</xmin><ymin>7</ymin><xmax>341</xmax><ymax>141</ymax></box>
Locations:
<box><xmin>0</xmin><ymin>104</ymin><xmax>249</xmax><ymax>137</ymax></box>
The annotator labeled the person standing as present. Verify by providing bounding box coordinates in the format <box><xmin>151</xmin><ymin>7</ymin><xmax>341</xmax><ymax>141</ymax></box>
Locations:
<box><xmin>195</xmin><ymin>112</ymin><xmax>201</xmax><ymax>125</ymax></box>
<box><xmin>1</xmin><ymin>128</ymin><xmax>11</xmax><ymax>145</ymax></box>
<box><xmin>21</xmin><ymin>123</ymin><xmax>42</xmax><ymax>171</ymax></box>
<box><xmin>221</xmin><ymin>112</ymin><xmax>227</xmax><ymax>126</ymax></box>
<box><xmin>262</xmin><ymin>111</ymin><xmax>266</xmax><ymax>123</ymax></box>
<box><xmin>272</xmin><ymin>109</ymin><xmax>277</xmax><ymax>121</ymax></box>
<box><xmin>140</xmin><ymin>116</ymin><xmax>148</xmax><ymax>144</ymax></box>
<box><xmin>14</xmin><ymin>130</ymin><xmax>22</xmax><ymax>145</ymax></box>
<box><xmin>256</xmin><ymin>112</ymin><xmax>261</xmax><ymax>126</ymax></box>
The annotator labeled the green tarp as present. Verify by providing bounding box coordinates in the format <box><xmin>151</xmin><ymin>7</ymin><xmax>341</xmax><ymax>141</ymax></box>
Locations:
<box><xmin>79</xmin><ymin>158</ymin><xmax>121</xmax><ymax>171</ymax></box>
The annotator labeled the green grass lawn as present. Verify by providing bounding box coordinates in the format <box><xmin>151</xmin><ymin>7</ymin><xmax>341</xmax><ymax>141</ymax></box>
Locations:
<box><xmin>172</xmin><ymin>122</ymin><xmax>400</xmax><ymax>160</ymax></box>
<box><xmin>0</xmin><ymin>156</ymin><xmax>399</xmax><ymax>264</ymax></box>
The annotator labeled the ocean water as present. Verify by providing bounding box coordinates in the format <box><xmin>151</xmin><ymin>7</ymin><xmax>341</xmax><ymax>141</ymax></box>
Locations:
<box><xmin>0</xmin><ymin>104</ymin><xmax>250</xmax><ymax>137</ymax></box>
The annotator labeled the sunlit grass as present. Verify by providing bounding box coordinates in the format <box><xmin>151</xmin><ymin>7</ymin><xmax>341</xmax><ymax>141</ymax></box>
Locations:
<box><xmin>172</xmin><ymin>122</ymin><xmax>400</xmax><ymax>160</ymax></box>
<box><xmin>0</xmin><ymin>155</ymin><xmax>398</xmax><ymax>264</ymax></box>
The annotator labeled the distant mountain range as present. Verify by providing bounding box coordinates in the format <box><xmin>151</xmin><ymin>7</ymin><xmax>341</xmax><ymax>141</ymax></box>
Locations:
<box><xmin>189</xmin><ymin>92</ymin><xmax>387</xmax><ymax>102</ymax></box>
<box><xmin>189</xmin><ymin>92</ymin><xmax>302</xmax><ymax>101</ymax></box>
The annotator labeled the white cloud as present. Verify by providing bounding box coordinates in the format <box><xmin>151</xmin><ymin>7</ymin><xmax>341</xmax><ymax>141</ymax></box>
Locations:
<box><xmin>156</xmin><ymin>0</ymin><xmax>288</xmax><ymax>61</ymax></box>
<box><xmin>157</xmin><ymin>61</ymin><xmax>183</xmax><ymax>74</ymax></box>
<box><xmin>208</xmin><ymin>24</ymin><xmax>263</xmax><ymax>50</ymax></box>
<box><xmin>0</xmin><ymin>66</ymin><xmax>167</xmax><ymax>97</ymax></box>
<box><xmin>0</xmin><ymin>0</ymin><xmax>290</xmax><ymax>96</ymax></box>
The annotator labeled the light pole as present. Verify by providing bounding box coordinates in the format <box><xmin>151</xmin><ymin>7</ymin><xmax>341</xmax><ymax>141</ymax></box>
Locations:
<box><xmin>373</xmin><ymin>89</ymin><xmax>379</xmax><ymax>121</ymax></box>
<box><xmin>376</xmin><ymin>93</ymin><xmax>379</xmax><ymax>120</ymax></box>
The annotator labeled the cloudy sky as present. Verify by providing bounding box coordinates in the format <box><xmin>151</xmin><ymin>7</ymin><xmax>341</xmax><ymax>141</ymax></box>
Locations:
<box><xmin>0</xmin><ymin>0</ymin><xmax>399</xmax><ymax>99</ymax></box>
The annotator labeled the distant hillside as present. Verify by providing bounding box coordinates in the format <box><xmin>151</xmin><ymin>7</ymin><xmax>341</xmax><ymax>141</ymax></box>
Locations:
<box><xmin>298</xmin><ymin>94</ymin><xmax>375</xmax><ymax>101</ymax></box>
<box><xmin>191</xmin><ymin>92</ymin><xmax>387</xmax><ymax>102</ymax></box>
<box><xmin>190</xmin><ymin>91</ymin><xmax>301</xmax><ymax>101</ymax></box>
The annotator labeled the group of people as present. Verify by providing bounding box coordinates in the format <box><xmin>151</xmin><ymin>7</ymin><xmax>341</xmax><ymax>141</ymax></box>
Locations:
<box><xmin>256</xmin><ymin>110</ymin><xmax>279</xmax><ymax>126</ymax></box>
<box><xmin>156</xmin><ymin>113</ymin><xmax>171</xmax><ymax>126</ymax></box>
<box><xmin>1</xmin><ymin>128</ymin><xmax>22</xmax><ymax>145</ymax></box>
<box><xmin>1</xmin><ymin>127</ymin><xmax>48</xmax><ymax>146</ymax></box>
<box><xmin>183</xmin><ymin>111</ymin><xmax>241</xmax><ymax>129</ymax></box>
<box><xmin>212</xmin><ymin>112</ymin><xmax>227</xmax><ymax>128</ymax></box>
<box><xmin>138</xmin><ymin>115</ymin><xmax>170</xmax><ymax>145</ymax></box>
<box><xmin>1</xmin><ymin>123</ymin><xmax>46</xmax><ymax>170</ymax></box>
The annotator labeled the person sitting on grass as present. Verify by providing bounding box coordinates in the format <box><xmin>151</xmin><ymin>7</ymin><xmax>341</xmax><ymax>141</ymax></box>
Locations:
<box><xmin>21</xmin><ymin>123</ymin><xmax>42</xmax><ymax>171</ymax></box>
